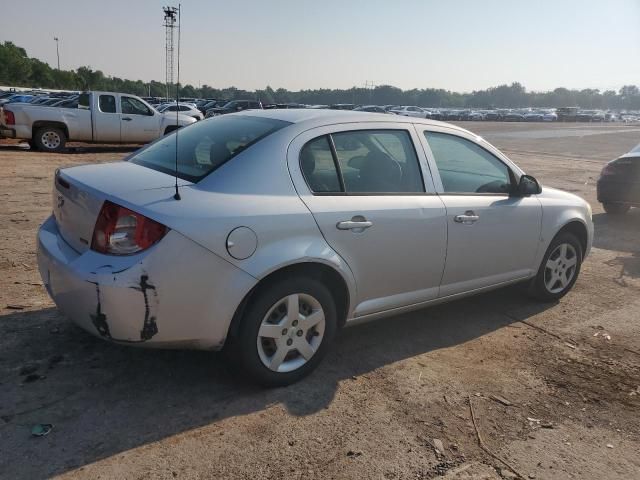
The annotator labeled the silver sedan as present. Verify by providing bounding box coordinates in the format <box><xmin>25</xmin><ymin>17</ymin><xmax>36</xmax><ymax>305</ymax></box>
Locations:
<box><xmin>37</xmin><ymin>110</ymin><xmax>593</xmax><ymax>385</ymax></box>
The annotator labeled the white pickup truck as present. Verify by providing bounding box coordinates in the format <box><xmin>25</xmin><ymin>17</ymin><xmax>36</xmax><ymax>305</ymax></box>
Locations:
<box><xmin>0</xmin><ymin>91</ymin><xmax>197</xmax><ymax>152</ymax></box>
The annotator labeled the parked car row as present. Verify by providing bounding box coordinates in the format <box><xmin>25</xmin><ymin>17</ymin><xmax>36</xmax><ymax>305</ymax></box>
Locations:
<box><xmin>0</xmin><ymin>89</ymin><xmax>80</xmax><ymax>109</ymax></box>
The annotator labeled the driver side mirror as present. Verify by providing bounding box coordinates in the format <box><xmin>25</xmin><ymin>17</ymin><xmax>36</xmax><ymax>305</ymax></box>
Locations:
<box><xmin>516</xmin><ymin>174</ymin><xmax>542</xmax><ymax>196</ymax></box>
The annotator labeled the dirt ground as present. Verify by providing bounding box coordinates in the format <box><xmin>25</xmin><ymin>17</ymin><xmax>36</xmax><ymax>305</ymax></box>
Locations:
<box><xmin>0</xmin><ymin>122</ymin><xmax>639</xmax><ymax>480</ymax></box>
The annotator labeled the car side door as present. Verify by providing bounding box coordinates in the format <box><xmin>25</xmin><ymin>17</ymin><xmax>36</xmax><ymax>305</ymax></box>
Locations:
<box><xmin>417</xmin><ymin>126</ymin><xmax>543</xmax><ymax>297</ymax></box>
<box><xmin>288</xmin><ymin>124</ymin><xmax>447</xmax><ymax>319</ymax></box>
<box><xmin>120</xmin><ymin>96</ymin><xmax>159</xmax><ymax>143</ymax></box>
<box><xmin>93</xmin><ymin>93</ymin><xmax>121</xmax><ymax>142</ymax></box>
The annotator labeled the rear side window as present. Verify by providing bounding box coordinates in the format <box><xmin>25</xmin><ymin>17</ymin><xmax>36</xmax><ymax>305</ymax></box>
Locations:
<box><xmin>300</xmin><ymin>136</ymin><xmax>341</xmax><ymax>193</ymax></box>
<box><xmin>424</xmin><ymin>131</ymin><xmax>512</xmax><ymax>194</ymax></box>
<box><xmin>130</xmin><ymin>115</ymin><xmax>291</xmax><ymax>182</ymax></box>
<box><xmin>99</xmin><ymin>95</ymin><xmax>116</xmax><ymax>113</ymax></box>
<box><xmin>300</xmin><ymin>130</ymin><xmax>424</xmax><ymax>194</ymax></box>
<box><xmin>78</xmin><ymin>93</ymin><xmax>90</xmax><ymax>110</ymax></box>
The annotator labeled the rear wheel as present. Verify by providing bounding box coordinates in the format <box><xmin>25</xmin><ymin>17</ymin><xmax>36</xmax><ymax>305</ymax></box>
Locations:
<box><xmin>34</xmin><ymin>127</ymin><xmax>66</xmax><ymax>152</ymax></box>
<box><xmin>602</xmin><ymin>202</ymin><xmax>630</xmax><ymax>215</ymax></box>
<box><xmin>529</xmin><ymin>232</ymin><xmax>583</xmax><ymax>301</ymax></box>
<box><xmin>229</xmin><ymin>276</ymin><xmax>337</xmax><ymax>387</ymax></box>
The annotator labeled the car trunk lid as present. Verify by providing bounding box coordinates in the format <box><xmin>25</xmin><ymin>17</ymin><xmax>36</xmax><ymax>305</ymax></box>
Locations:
<box><xmin>53</xmin><ymin>161</ymin><xmax>191</xmax><ymax>253</ymax></box>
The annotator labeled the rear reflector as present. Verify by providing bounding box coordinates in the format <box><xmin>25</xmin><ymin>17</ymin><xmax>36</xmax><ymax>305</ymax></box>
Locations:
<box><xmin>91</xmin><ymin>201</ymin><xmax>168</xmax><ymax>255</ymax></box>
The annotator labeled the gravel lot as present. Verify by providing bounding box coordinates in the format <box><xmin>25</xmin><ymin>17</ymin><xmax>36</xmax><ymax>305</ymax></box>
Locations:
<box><xmin>0</xmin><ymin>122</ymin><xmax>639</xmax><ymax>480</ymax></box>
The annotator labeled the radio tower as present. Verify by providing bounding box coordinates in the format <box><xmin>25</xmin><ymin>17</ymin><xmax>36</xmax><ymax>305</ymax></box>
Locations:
<box><xmin>163</xmin><ymin>6</ymin><xmax>178</xmax><ymax>100</ymax></box>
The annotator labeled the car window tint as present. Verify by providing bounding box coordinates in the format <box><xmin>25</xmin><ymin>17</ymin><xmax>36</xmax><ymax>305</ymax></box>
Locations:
<box><xmin>99</xmin><ymin>95</ymin><xmax>116</xmax><ymax>113</ymax></box>
<box><xmin>300</xmin><ymin>136</ymin><xmax>341</xmax><ymax>193</ymax></box>
<box><xmin>332</xmin><ymin>130</ymin><xmax>424</xmax><ymax>193</ymax></box>
<box><xmin>121</xmin><ymin>96</ymin><xmax>152</xmax><ymax>116</ymax></box>
<box><xmin>424</xmin><ymin>131</ymin><xmax>511</xmax><ymax>194</ymax></box>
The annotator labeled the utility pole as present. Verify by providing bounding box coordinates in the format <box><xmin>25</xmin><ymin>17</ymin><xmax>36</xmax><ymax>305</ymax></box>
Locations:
<box><xmin>53</xmin><ymin>37</ymin><xmax>60</xmax><ymax>70</ymax></box>
<box><xmin>163</xmin><ymin>6</ymin><xmax>178</xmax><ymax>100</ymax></box>
<box><xmin>364</xmin><ymin>80</ymin><xmax>377</xmax><ymax>104</ymax></box>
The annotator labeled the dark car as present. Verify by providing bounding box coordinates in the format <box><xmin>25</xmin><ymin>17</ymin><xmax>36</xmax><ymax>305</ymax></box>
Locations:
<box><xmin>597</xmin><ymin>143</ymin><xmax>640</xmax><ymax>214</ymax></box>
<box><xmin>329</xmin><ymin>104</ymin><xmax>355</xmax><ymax>110</ymax></box>
<box><xmin>198</xmin><ymin>99</ymin><xmax>227</xmax><ymax>115</ymax></box>
<box><xmin>353</xmin><ymin>105</ymin><xmax>387</xmax><ymax>113</ymax></box>
<box><xmin>484</xmin><ymin>111</ymin><xmax>503</xmax><ymax>121</ymax></box>
<box><xmin>205</xmin><ymin>100</ymin><xmax>262</xmax><ymax>118</ymax></box>
<box><xmin>503</xmin><ymin>112</ymin><xmax>525</xmax><ymax>122</ymax></box>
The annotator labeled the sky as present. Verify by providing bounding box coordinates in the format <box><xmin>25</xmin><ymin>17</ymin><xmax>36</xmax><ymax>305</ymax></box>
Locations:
<box><xmin>2</xmin><ymin>0</ymin><xmax>640</xmax><ymax>93</ymax></box>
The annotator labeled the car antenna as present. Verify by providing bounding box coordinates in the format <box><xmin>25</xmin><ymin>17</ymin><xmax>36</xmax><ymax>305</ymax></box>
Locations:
<box><xmin>173</xmin><ymin>4</ymin><xmax>182</xmax><ymax>200</ymax></box>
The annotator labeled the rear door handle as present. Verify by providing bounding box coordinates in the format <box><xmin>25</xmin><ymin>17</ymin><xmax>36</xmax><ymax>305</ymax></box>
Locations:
<box><xmin>122</xmin><ymin>117</ymin><xmax>132</xmax><ymax>121</ymax></box>
<box><xmin>454</xmin><ymin>211</ymin><xmax>479</xmax><ymax>224</ymax></box>
<box><xmin>336</xmin><ymin>220</ymin><xmax>373</xmax><ymax>231</ymax></box>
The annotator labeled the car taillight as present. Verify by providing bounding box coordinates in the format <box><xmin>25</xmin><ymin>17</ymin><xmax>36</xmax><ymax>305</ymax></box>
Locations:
<box><xmin>3</xmin><ymin>110</ymin><xmax>15</xmax><ymax>125</ymax></box>
<box><xmin>91</xmin><ymin>201</ymin><xmax>167</xmax><ymax>255</ymax></box>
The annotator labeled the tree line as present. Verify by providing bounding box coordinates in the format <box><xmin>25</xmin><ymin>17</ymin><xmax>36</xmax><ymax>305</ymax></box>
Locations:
<box><xmin>2</xmin><ymin>41</ymin><xmax>640</xmax><ymax>110</ymax></box>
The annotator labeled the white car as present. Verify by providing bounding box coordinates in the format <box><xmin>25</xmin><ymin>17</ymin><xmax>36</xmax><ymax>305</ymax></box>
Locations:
<box><xmin>391</xmin><ymin>106</ymin><xmax>428</xmax><ymax>118</ymax></box>
<box><xmin>156</xmin><ymin>102</ymin><xmax>204</xmax><ymax>121</ymax></box>
<box><xmin>37</xmin><ymin>110</ymin><xmax>593</xmax><ymax>385</ymax></box>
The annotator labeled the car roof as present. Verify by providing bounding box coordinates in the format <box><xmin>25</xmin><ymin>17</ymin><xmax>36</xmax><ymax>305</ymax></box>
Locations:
<box><xmin>234</xmin><ymin>108</ymin><xmax>466</xmax><ymax>132</ymax></box>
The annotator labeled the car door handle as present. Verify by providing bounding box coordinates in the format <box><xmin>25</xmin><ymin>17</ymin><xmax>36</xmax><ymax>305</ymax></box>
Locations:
<box><xmin>336</xmin><ymin>220</ymin><xmax>373</xmax><ymax>231</ymax></box>
<box><xmin>454</xmin><ymin>211</ymin><xmax>479</xmax><ymax>224</ymax></box>
<box><xmin>122</xmin><ymin>117</ymin><xmax>132</xmax><ymax>121</ymax></box>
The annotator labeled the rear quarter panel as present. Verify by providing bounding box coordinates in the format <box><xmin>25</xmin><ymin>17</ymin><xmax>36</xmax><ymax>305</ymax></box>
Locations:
<box><xmin>10</xmin><ymin>104</ymin><xmax>92</xmax><ymax>141</ymax></box>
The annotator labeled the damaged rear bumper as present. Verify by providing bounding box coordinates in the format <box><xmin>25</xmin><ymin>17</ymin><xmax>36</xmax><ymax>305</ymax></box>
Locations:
<box><xmin>37</xmin><ymin>215</ymin><xmax>257</xmax><ymax>350</ymax></box>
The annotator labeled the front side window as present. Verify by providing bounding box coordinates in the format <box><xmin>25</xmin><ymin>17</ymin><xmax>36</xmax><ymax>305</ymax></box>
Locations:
<box><xmin>99</xmin><ymin>95</ymin><xmax>116</xmax><ymax>113</ymax></box>
<box><xmin>121</xmin><ymin>96</ymin><xmax>152</xmax><ymax>116</ymax></box>
<box><xmin>129</xmin><ymin>115</ymin><xmax>290</xmax><ymax>182</ymax></box>
<box><xmin>424</xmin><ymin>131</ymin><xmax>512</xmax><ymax>194</ymax></box>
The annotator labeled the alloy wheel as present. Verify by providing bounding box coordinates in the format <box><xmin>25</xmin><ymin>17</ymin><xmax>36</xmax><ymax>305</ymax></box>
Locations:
<box><xmin>257</xmin><ymin>293</ymin><xmax>325</xmax><ymax>373</ymax></box>
<box><xmin>544</xmin><ymin>243</ymin><xmax>578</xmax><ymax>294</ymax></box>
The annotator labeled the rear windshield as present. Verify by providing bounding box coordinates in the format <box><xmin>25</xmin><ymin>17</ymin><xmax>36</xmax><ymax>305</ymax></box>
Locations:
<box><xmin>129</xmin><ymin>115</ymin><xmax>290</xmax><ymax>182</ymax></box>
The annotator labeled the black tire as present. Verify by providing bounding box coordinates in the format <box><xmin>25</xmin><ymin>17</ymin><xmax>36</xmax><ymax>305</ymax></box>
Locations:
<box><xmin>164</xmin><ymin>125</ymin><xmax>179</xmax><ymax>135</ymax></box>
<box><xmin>27</xmin><ymin>140</ymin><xmax>37</xmax><ymax>150</ymax></box>
<box><xmin>529</xmin><ymin>232</ymin><xmax>583</xmax><ymax>301</ymax></box>
<box><xmin>602</xmin><ymin>203</ymin><xmax>630</xmax><ymax>215</ymax></box>
<box><xmin>33</xmin><ymin>127</ymin><xmax>66</xmax><ymax>152</ymax></box>
<box><xmin>228</xmin><ymin>276</ymin><xmax>337</xmax><ymax>387</ymax></box>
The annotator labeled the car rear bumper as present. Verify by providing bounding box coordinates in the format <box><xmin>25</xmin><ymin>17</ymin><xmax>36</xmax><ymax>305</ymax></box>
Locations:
<box><xmin>37</xmin><ymin>215</ymin><xmax>257</xmax><ymax>350</ymax></box>
<box><xmin>0</xmin><ymin>126</ymin><xmax>15</xmax><ymax>138</ymax></box>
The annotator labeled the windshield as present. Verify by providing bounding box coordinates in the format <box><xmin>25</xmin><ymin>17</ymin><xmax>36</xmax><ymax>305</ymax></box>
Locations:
<box><xmin>129</xmin><ymin>115</ymin><xmax>290</xmax><ymax>182</ymax></box>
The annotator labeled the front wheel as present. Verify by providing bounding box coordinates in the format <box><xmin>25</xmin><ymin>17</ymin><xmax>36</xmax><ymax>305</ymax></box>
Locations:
<box><xmin>34</xmin><ymin>127</ymin><xmax>66</xmax><ymax>152</ymax></box>
<box><xmin>602</xmin><ymin>203</ymin><xmax>630</xmax><ymax>215</ymax></box>
<box><xmin>529</xmin><ymin>232</ymin><xmax>583</xmax><ymax>301</ymax></box>
<box><xmin>229</xmin><ymin>277</ymin><xmax>337</xmax><ymax>387</ymax></box>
